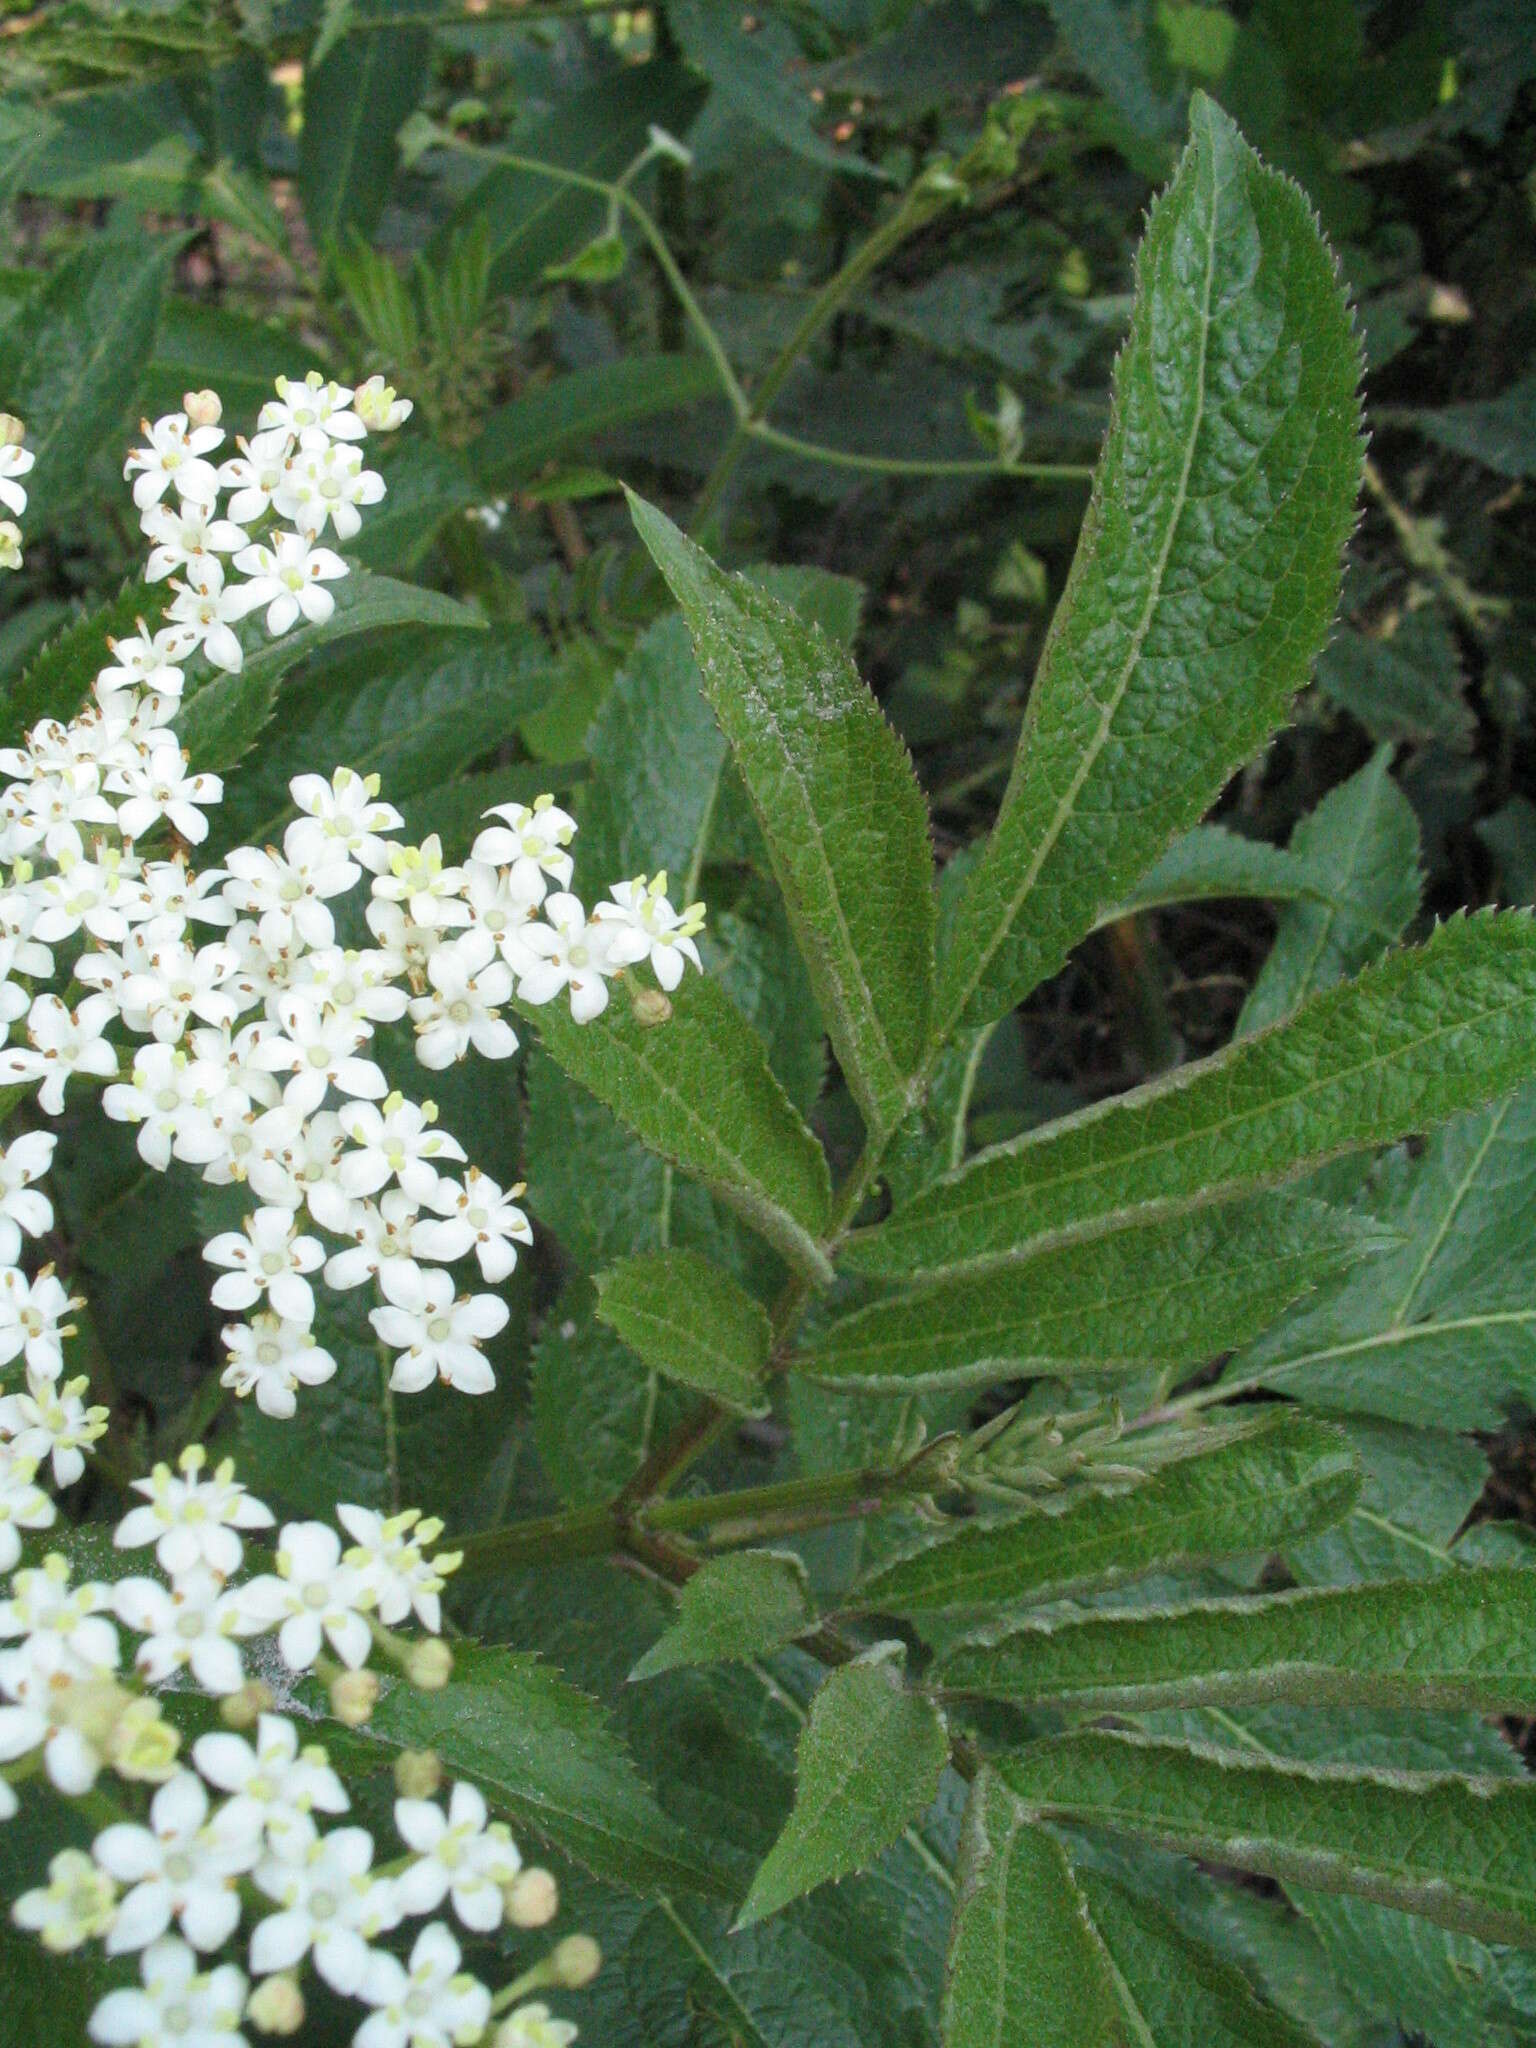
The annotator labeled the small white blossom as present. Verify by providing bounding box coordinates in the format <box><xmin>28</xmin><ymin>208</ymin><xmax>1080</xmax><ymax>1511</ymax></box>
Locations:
<box><xmin>109</xmin><ymin>734</ymin><xmax>224</xmax><ymax>844</ymax></box>
<box><xmin>249</xmin><ymin>992</ymin><xmax>387</xmax><ymax>1115</ymax></box>
<box><xmin>193</xmin><ymin>1713</ymin><xmax>347</xmax><ymax>1846</ymax></box>
<box><xmin>203</xmin><ymin>1209</ymin><xmax>325</xmax><ymax>1323</ymax></box>
<box><xmin>495</xmin><ymin>2005</ymin><xmax>578</xmax><ymax>2048</ymax></box>
<box><xmin>13</xmin><ymin>1846</ymin><xmax>118</xmax><ymax>1952</ymax></box>
<box><xmin>0</xmin><ymin>439</ymin><xmax>35</xmax><ymax>518</ymax></box>
<box><xmin>372</xmin><ymin>836</ymin><xmax>471</xmax><ymax>931</ymax></box>
<box><xmin>102</xmin><ymin>1042</ymin><xmax>234</xmax><ymax>1173</ymax></box>
<box><xmin>593</xmin><ymin>871</ymin><xmax>705</xmax><ymax>990</ymax></box>
<box><xmin>141</xmin><ymin>499</ymin><xmax>248</xmax><ymax>583</ymax></box>
<box><xmin>216</xmin><ymin>425</ymin><xmax>296</xmax><ymax>524</ymax></box>
<box><xmin>123</xmin><ymin>413</ymin><xmax>224</xmax><ymax>510</ymax></box>
<box><xmin>0</xmin><ymin>1443</ymin><xmax>55</xmax><ymax>1569</ymax></box>
<box><xmin>0</xmin><ymin>1266</ymin><xmax>82</xmax><ymax>1382</ymax></box>
<box><xmin>335</xmin><ymin>1093</ymin><xmax>466</xmax><ymax>1204</ymax></box>
<box><xmin>394</xmin><ymin>1782</ymin><xmax>521</xmax><ymax>1930</ymax></box>
<box><xmin>164</xmin><ymin>559</ymin><xmax>261</xmax><ymax>674</ymax></box>
<box><xmin>0</xmin><ymin>1371</ymin><xmax>108</xmax><ymax>1487</ymax></box>
<box><xmin>219</xmin><ymin>1312</ymin><xmax>338</xmax><ymax>1418</ymax></box>
<box><xmin>313</xmin><ymin>1186</ymin><xmax>465</xmax><ymax>1307</ymax></box>
<box><xmin>426</xmin><ymin>1167</ymin><xmax>531</xmax><ymax>1283</ymax></box>
<box><xmin>232</xmin><ymin>530</ymin><xmax>348</xmax><ymax>636</ymax></box>
<box><xmin>97</xmin><ymin>624</ymin><xmax>195</xmax><ymax>700</ymax></box>
<box><xmin>114</xmin><ymin>1445</ymin><xmax>274</xmax><ymax>1578</ymax></box>
<box><xmin>222</xmin><ymin>820</ymin><xmax>360</xmax><ymax>954</ymax></box>
<box><xmin>370</xmin><ymin>1277</ymin><xmax>507</xmax><ymax>1396</ymax></box>
<box><xmin>354</xmin><ymin>376</ymin><xmax>413</xmax><ymax>432</ymax></box>
<box><xmin>408</xmin><ymin>927</ymin><xmax>517</xmax><ymax>1069</ymax></box>
<box><xmin>236</xmin><ymin>1521</ymin><xmax>376</xmax><ymax>1670</ymax></box>
<box><xmin>257</xmin><ymin>371</ymin><xmax>365</xmax><ymax>445</ymax></box>
<box><xmin>0</xmin><ymin>1552</ymin><xmax>117</xmax><ymax>1681</ymax></box>
<box><xmin>93</xmin><ymin>1770</ymin><xmax>257</xmax><ymax>1953</ymax></box>
<box><xmin>336</xmin><ymin>1505</ymin><xmax>460</xmax><ymax>1630</ymax></box>
<box><xmin>273</xmin><ymin>438</ymin><xmax>384</xmax><ymax>540</ymax></box>
<box><xmin>0</xmin><ymin>1130</ymin><xmax>55</xmax><ymax>1263</ymax></box>
<box><xmin>113</xmin><ymin>1568</ymin><xmax>258</xmax><ymax>1696</ymax></box>
<box><xmin>88</xmin><ymin>1936</ymin><xmax>249</xmax><ymax>2048</ymax></box>
<box><xmin>250</xmin><ymin>1822</ymin><xmax>397</xmax><ymax>1994</ymax></box>
<box><xmin>516</xmin><ymin>891</ymin><xmax>621</xmax><ymax>1023</ymax></box>
<box><xmin>470</xmin><ymin>795</ymin><xmax>576</xmax><ymax>898</ymax></box>
<box><xmin>355</xmin><ymin>1921</ymin><xmax>492</xmax><ymax>2048</ymax></box>
<box><xmin>0</xmin><ymin>992</ymin><xmax>118</xmax><ymax>1115</ymax></box>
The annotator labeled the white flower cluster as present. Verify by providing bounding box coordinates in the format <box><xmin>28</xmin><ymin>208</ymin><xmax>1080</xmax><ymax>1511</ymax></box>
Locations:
<box><xmin>0</xmin><ymin>1435</ymin><xmax>588</xmax><ymax>2046</ymax></box>
<box><xmin>0</xmin><ymin>412</ymin><xmax>35</xmax><ymax>574</ymax></box>
<box><xmin>0</xmin><ymin>374</ymin><xmax>707</xmax><ymax>1427</ymax></box>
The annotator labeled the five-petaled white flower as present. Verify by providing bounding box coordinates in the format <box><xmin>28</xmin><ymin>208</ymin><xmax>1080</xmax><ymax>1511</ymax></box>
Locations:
<box><xmin>92</xmin><ymin>1769</ymin><xmax>258</xmax><ymax>1952</ymax></box>
<box><xmin>0</xmin><ymin>1371</ymin><xmax>108</xmax><ymax>1487</ymax></box>
<box><xmin>204</xmin><ymin>1208</ymin><xmax>325</xmax><ymax>1323</ymax></box>
<box><xmin>370</xmin><ymin>1277</ymin><xmax>507</xmax><ymax>1395</ymax></box>
<box><xmin>337</xmin><ymin>1504</ymin><xmax>461</xmax><ymax>1630</ymax></box>
<box><xmin>236</xmin><ymin>1520</ymin><xmax>376</xmax><ymax>1669</ymax></box>
<box><xmin>354</xmin><ymin>1920</ymin><xmax>492</xmax><ymax>2048</ymax></box>
<box><xmin>232</xmin><ymin>530</ymin><xmax>348</xmax><ymax>636</ymax></box>
<box><xmin>13</xmin><ymin>1846</ymin><xmax>118</xmax><ymax>1953</ymax></box>
<box><xmin>219</xmin><ymin>1312</ymin><xmax>337</xmax><ymax>1418</ymax></box>
<box><xmin>87</xmin><ymin>1935</ymin><xmax>249</xmax><ymax>2048</ymax></box>
<box><xmin>123</xmin><ymin>413</ymin><xmax>224</xmax><ymax>509</ymax></box>
<box><xmin>192</xmin><ymin>1713</ymin><xmax>348</xmax><ymax>1847</ymax></box>
<box><xmin>250</xmin><ymin>1821</ymin><xmax>396</xmax><ymax>1993</ymax></box>
<box><xmin>0</xmin><ymin>1265</ymin><xmax>83</xmax><ymax>1381</ymax></box>
<box><xmin>114</xmin><ymin>1444</ymin><xmax>274</xmax><ymax>1577</ymax></box>
<box><xmin>113</xmin><ymin>1567</ymin><xmax>258</xmax><ymax>1696</ymax></box>
<box><xmin>394</xmin><ymin>1781</ymin><xmax>522</xmax><ymax>1930</ymax></box>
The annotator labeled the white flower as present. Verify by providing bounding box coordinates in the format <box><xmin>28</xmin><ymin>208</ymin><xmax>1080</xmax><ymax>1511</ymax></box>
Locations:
<box><xmin>336</xmin><ymin>1505</ymin><xmax>461</xmax><ymax>1629</ymax></box>
<box><xmin>0</xmin><ymin>440</ymin><xmax>35</xmax><ymax>518</ymax></box>
<box><xmin>94</xmin><ymin>1770</ymin><xmax>256</xmax><ymax>1953</ymax></box>
<box><xmin>250</xmin><ymin>1822</ymin><xmax>397</xmax><ymax>1994</ymax></box>
<box><xmin>371</xmin><ymin>836</ymin><xmax>471</xmax><ymax>931</ymax></box>
<box><xmin>273</xmin><ymin>438</ymin><xmax>384</xmax><ymax>541</ymax></box>
<box><xmin>0</xmin><ymin>1371</ymin><xmax>108</xmax><ymax>1487</ymax></box>
<box><xmin>115</xmin><ymin>925</ymin><xmax>248</xmax><ymax>1042</ymax></box>
<box><xmin>33</xmin><ymin>832</ymin><xmax>154</xmax><ymax>944</ymax></box>
<box><xmin>113</xmin><ymin>1568</ymin><xmax>258</xmax><ymax>1696</ymax></box>
<box><xmin>216</xmin><ymin>425</ymin><xmax>296</xmax><ymax>525</ymax></box>
<box><xmin>204</xmin><ymin>1208</ymin><xmax>325</xmax><ymax>1322</ymax></box>
<box><xmin>355</xmin><ymin>1921</ymin><xmax>492</xmax><ymax>2048</ymax></box>
<box><xmin>460</xmin><ymin>856</ymin><xmax>543</xmax><ymax>969</ymax></box>
<box><xmin>315</xmin><ymin>1186</ymin><xmax>465</xmax><ymax>1307</ymax></box>
<box><xmin>257</xmin><ymin>371</ymin><xmax>365</xmax><ymax>444</ymax></box>
<box><xmin>114</xmin><ymin>1445</ymin><xmax>274</xmax><ymax>1578</ymax></box>
<box><xmin>408</xmin><ymin>928</ymin><xmax>517</xmax><ymax>1069</ymax></box>
<box><xmin>393</xmin><ymin>1782</ymin><xmax>521</xmax><ymax>1930</ymax></box>
<box><xmin>123</xmin><ymin>412</ymin><xmax>224</xmax><ymax>509</ymax></box>
<box><xmin>249</xmin><ymin>991</ymin><xmax>387</xmax><ymax>1115</ymax></box>
<box><xmin>495</xmin><ymin>2004</ymin><xmax>578</xmax><ymax>2048</ymax></box>
<box><xmin>219</xmin><ymin>1312</ymin><xmax>337</xmax><ymax>1418</ymax></box>
<box><xmin>470</xmin><ymin>795</ymin><xmax>576</xmax><ymax>897</ymax></box>
<box><xmin>88</xmin><ymin>1936</ymin><xmax>249</xmax><ymax>2048</ymax></box>
<box><xmin>102</xmin><ymin>1042</ymin><xmax>233</xmax><ymax>1173</ymax></box>
<box><xmin>0</xmin><ymin>1265</ymin><xmax>82</xmax><ymax>1381</ymax></box>
<box><xmin>0</xmin><ymin>1129</ymin><xmax>55</xmax><ymax>1263</ymax></box>
<box><xmin>425</xmin><ymin>1167</ymin><xmax>531</xmax><ymax>1283</ymax></box>
<box><xmin>193</xmin><ymin>1713</ymin><xmax>348</xmax><ymax>1847</ymax></box>
<box><xmin>97</xmin><ymin>624</ymin><xmax>195</xmax><ymax>699</ymax></box>
<box><xmin>165</xmin><ymin>559</ymin><xmax>261</xmax><ymax>674</ymax></box>
<box><xmin>290</xmin><ymin>766</ymin><xmax>403</xmax><ymax>870</ymax></box>
<box><xmin>236</xmin><ymin>1521</ymin><xmax>376</xmax><ymax>1670</ymax></box>
<box><xmin>243</xmin><ymin>1104</ymin><xmax>345</xmax><ymax>1210</ymax></box>
<box><xmin>0</xmin><ymin>1443</ymin><xmax>55</xmax><ymax>1568</ymax></box>
<box><xmin>0</xmin><ymin>1553</ymin><xmax>117</xmax><ymax>1680</ymax></box>
<box><xmin>141</xmin><ymin>499</ymin><xmax>248</xmax><ymax>583</ymax></box>
<box><xmin>108</xmin><ymin>734</ymin><xmax>224</xmax><ymax>844</ymax></box>
<box><xmin>516</xmin><ymin>891</ymin><xmax>621</xmax><ymax>1023</ymax></box>
<box><xmin>140</xmin><ymin>852</ymin><xmax>235</xmax><ymax>929</ymax></box>
<box><xmin>354</xmin><ymin>376</ymin><xmax>413</xmax><ymax>433</ymax></box>
<box><xmin>336</xmin><ymin>1093</ymin><xmax>466</xmax><ymax>1203</ymax></box>
<box><xmin>0</xmin><ymin>991</ymin><xmax>118</xmax><ymax>1114</ymax></box>
<box><xmin>13</xmin><ymin>1846</ymin><xmax>118</xmax><ymax>1952</ymax></box>
<box><xmin>222</xmin><ymin>820</ymin><xmax>360</xmax><ymax>954</ymax></box>
<box><xmin>232</xmin><ymin>530</ymin><xmax>348</xmax><ymax>636</ymax></box>
<box><xmin>593</xmin><ymin>872</ymin><xmax>705</xmax><ymax>990</ymax></box>
<box><xmin>370</xmin><ymin>1278</ymin><xmax>507</xmax><ymax>1396</ymax></box>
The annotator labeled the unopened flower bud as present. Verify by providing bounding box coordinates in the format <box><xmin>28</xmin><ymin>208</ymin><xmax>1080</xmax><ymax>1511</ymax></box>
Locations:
<box><xmin>393</xmin><ymin>1747</ymin><xmax>443</xmax><ymax>1799</ymax></box>
<box><xmin>329</xmin><ymin>1668</ymin><xmax>381</xmax><ymax>1725</ymax></box>
<box><xmin>108</xmin><ymin>1696</ymin><xmax>181</xmax><ymax>1782</ymax></box>
<box><xmin>506</xmin><ymin>1865</ymin><xmax>560</xmax><ymax>1927</ymax></box>
<box><xmin>0</xmin><ymin>413</ymin><xmax>25</xmax><ymax>446</ymax></box>
<box><xmin>247</xmin><ymin>1975</ymin><xmax>305</xmax><ymax>2035</ymax></box>
<box><xmin>495</xmin><ymin>2007</ymin><xmax>567</xmax><ymax>2048</ymax></box>
<box><xmin>0</xmin><ymin>521</ymin><xmax>21</xmax><ymax>571</ymax></box>
<box><xmin>221</xmin><ymin>1679</ymin><xmax>276</xmax><ymax>1730</ymax></box>
<box><xmin>183</xmin><ymin>388</ymin><xmax>223</xmax><ymax>427</ymax></box>
<box><xmin>552</xmin><ymin>1933</ymin><xmax>602</xmax><ymax>1988</ymax></box>
<box><xmin>406</xmin><ymin>1638</ymin><xmax>453</xmax><ymax>1691</ymax></box>
<box><xmin>631</xmin><ymin>984</ymin><xmax>672</xmax><ymax>1028</ymax></box>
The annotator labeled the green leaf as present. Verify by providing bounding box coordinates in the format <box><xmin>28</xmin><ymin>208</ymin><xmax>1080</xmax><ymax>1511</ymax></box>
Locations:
<box><xmin>140</xmin><ymin>299</ymin><xmax>324</xmax><ymax>421</ymax></box>
<box><xmin>1045</xmin><ymin>0</ymin><xmax>1178</xmax><ymax>135</ymax></box>
<box><xmin>802</xmin><ymin>1194</ymin><xmax>1376</xmax><ymax>1393</ymax></box>
<box><xmin>845</xmin><ymin>912</ymin><xmax>1536</xmax><ymax>1283</ymax></box>
<box><xmin>1230</xmin><ymin>1077</ymin><xmax>1536</xmax><ymax>1429</ymax></box>
<box><xmin>1098</xmin><ymin>825</ymin><xmax>1337</xmax><ymax>926</ymax></box>
<box><xmin>630</xmin><ymin>1551</ymin><xmax>816</xmax><ymax>1680</ymax></box>
<box><xmin>669</xmin><ymin>0</ymin><xmax>890</xmax><ymax>179</ymax></box>
<box><xmin>940</xmin><ymin>1568</ymin><xmax>1536</xmax><ymax>1714</ymax></box>
<box><xmin>299</xmin><ymin>27</ymin><xmax>430</xmax><ymax>248</ymax></box>
<box><xmin>1315</xmin><ymin>608</ymin><xmax>1473</xmax><ymax>750</ymax></box>
<box><xmin>850</xmin><ymin>1409</ymin><xmax>1359</xmax><ymax>1617</ymax></box>
<box><xmin>1398</xmin><ymin>372</ymin><xmax>1536</xmax><ymax>477</ymax></box>
<box><xmin>942</xmin><ymin>1775</ymin><xmax>1123</xmax><ymax>2048</ymax></box>
<box><xmin>628</xmin><ymin>492</ymin><xmax>934</xmax><ymax>1137</ymax></box>
<box><xmin>736</xmin><ymin>1642</ymin><xmax>949</xmax><ymax>1928</ymax></box>
<box><xmin>1238</xmin><ymin>747</ymin><xmax>1422</xmax><ymax>1034</ymax></box>
<box><xmin>532</xmin><ymin>1281</ymin><xmax>693</xmax><ymax>1509</ymax></box>
<box><xmin>349</xmin><ymin>1641</ymin><xmax>729</xmax><ymax>1899</ymax></box>
<box><xmin>596</xmin><ymin>1248</ymin><xmax>771</xmax><ymax>1415</ymax></box>
<box><xmin>471</xmin><ymin>355</ymin><xmax>722</xmax><ymax>489</ymax></box>
<box><xmin>525</xmin><ymin>972</ymin><xmax>832</xmax><ymax>1282</ymax></box>
<box><xmin>1000</xmin><ymin>1728</ymin><xmax>1536</xmax><ymax>1949</ymax></box>
<box><xmin>934</xmin><ymin>94</ymin><xmax>1363</xmax><ymax>1038</ymax></box>
<box><xmin>0</xmin><ymin>233</ymin><xmax>171</xmax><ymax>523</ymax></box>
<box><xmin>4</xmin><ymin>578</ymin><xmax>158</xmax><ymax>743</ymax></box>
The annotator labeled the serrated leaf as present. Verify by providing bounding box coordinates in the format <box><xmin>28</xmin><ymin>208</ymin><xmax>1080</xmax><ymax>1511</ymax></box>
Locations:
<box><xmin>628</xmin><ymin>493</ymin><xmax>934</xmax><ymax>1137</ymax></box>
<box><xmin>1239</xmin><ymin>747</ymin><xmax>1421</xmax><ymax>1034</ymax></box>
<box><xmin>526</xmin><ymin>973</ymin><xmax>832</xmax><ymax>1282</ymax></box>
<box><xmin>1001</xmin><ymin>1728</ymin><xmax>1536</xmax><ymax>1949</ymax></box>
<box><xmin>4</xmin><ymin>577</ymin><xmax>158</xmax><ymax>743</ymax></box>
<box><xmin>803</xmin><ymin>1194</ymin><xmax>1376</xmax><ymax>1392</ymax></box>
<box><xmin>940</xmin><ymin>1567</ymin><xmax>1536</xmax><ymax>1714</ymax></box>
<box><xmin>935</xmin><ymin>94</ymin><xmax>1363</xmax><ymax>1038</ymax></box>
<box><xmin>299</xmin><ymin>27</ymin><xmax>429</xmax><ymax>249</ymax></box>
<box><xmin>631</xmin><ymin>1551</ymin><xmax>815</xmax><ymax>1680</ymax></box>
<box><xmin>942</xmin><ymin>1774</ymin><xmax>1122</xmax><ymax>2048</ymax></box>
<box><xmin>736</xmin><ymin>1643</ymin><xmax>949</xmax><ymax>1928</ymax></box>
<box><xmin>472</xmin><ymin>356</ymin><xmax>721</xmax><ymax>488</ymax></box>
<box><xmin>348</xmin><ymin>1642</ymin><xmax>729</xmax><ymax>1899</ymax></box>
<box><xmin>532</xmin><ymin>1281</ymin><xmax>693</xmax><ymax>1509</ymax></box>
<box><xmin>850</xmin><ymin>1409</ymin><xmax>1358</xmax><ymax>1617</ymax></box>
<box><xmin>596</xmin><ymin>1248</ymin><xmax>771</xmax><ymax>1415</ymax></box>
<box><xmin>846</xmin><ymin>913</ymin><xmax>1536</xmax><ymax>1283</ymax></box>
<box><xmin>0</xmin><ymin>233</ymin><xmax>171</xmax><ymax>524</ymax></box>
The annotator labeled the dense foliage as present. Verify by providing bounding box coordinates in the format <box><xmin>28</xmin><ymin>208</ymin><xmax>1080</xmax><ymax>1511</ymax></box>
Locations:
<box><xmin>2</xmin><ymin>3</ymin><xmax>1536</xmax><ymax>2045</ymax></box>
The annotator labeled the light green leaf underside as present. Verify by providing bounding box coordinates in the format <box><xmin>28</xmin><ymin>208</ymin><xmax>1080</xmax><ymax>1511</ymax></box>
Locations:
<box><xmin>846</xmin><ymin>912</ymin><xmax>1536</xmax><ymax>1283</ymax></box>
<box><xmin>803</xmin><ymin>1194</ymin><xmax>1378</xmax><ymax>1391</ymax></box>
<box><xmin>936</xmin><ymin>92</ymin><xmax>1364</xmax><ymax>1036</ymax></box>
<box><xmin>526</xmin><ymin>975</ymin><xmax>831</xmax><ymax>1280</ymax></box>
<box><xmin>850</xmin><ymin>1409</ymin><xmax>1358</xmax><ymax>1617</ymax></box>
<box><xmin>1001</xmin><ymin>1728</ymin><xmax>1536</xmax><ymax>1949</ymax></box>
<box><xmin>940</xmin><ymin>1567</ymin><xmax>1536</xmax><ymax>1714</ymax></box>
<box><xmin>735</xmin><ymin>1643</ymin><xmax>949</xmax><ymax>1928</ymax></box>
<box><xmin>628</xmin><ymin>491</ymin><xmax>934</xmax><ymax>1138</ymax></box>
<box><xmin>596</xmin><ymin>1247</ymin><xmax>771</xmax><ymax>1415</ymax></box>
<box><xmin>630</xmin><ymin>1550</ymin><xmax>816</xmax><ymax>1681</ymax></box>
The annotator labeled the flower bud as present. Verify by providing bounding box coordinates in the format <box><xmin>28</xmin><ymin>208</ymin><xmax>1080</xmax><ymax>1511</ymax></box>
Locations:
<box><xmin>246</xmin><ymin>1975</ymin><xmax>306</xmax><ymax>2035</ymax></box>
<box><xmin>0</xmin><ymin>413</ymin><xmax>25</xmax><ymax>446</ymax></box>
<box><xmin>631</xmin><ymin>984</ymin><xmax>672</xmax><ymax>1028</ymax></box>
<box><xmin>108</xmin><ymin>1697</ymin><xmax>182</xmax><ymax>1782</ymax></box>
<box><xmin>329</xmin><ymin>1668</ymin><xmax>381</xmax><ymax>1726</ymax></box>
<box><xmin>0</xmin><ymin>521</ymin><xmax>21</xmax><ymax>572</ymax></box>
<box><xmin>183</xmin><ymin>388</ymin><xmax>223</xmax><ymax>427</ymax></box>
<box><xmin>221</xmin><ymin>1679</ymin><xmax>276</xmax><ymax>1730</ymax></box>
<box><xmin>406</xmin><ymin>1638</ymin><xmax>453</xmax><ymax>1691</ymax></box>
<box><xmin>506</xmin><ymin>1865</ymin><xmax>560</xmax><ymax>1927</ymax></box>
<box><xmin>552</xmin><ymin>1933</ymin><xmax>602</xmax><ymax>1988</ymax></box>
<box><xmin>495</xmin><ymin>2007</ymin><xmax>566</xmax><ymax>2048</ymax></box>
<box><xmin>393</xmin><ymin>1747</ymin><xmax>443</xmax><ymax>1799</ymax></box>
